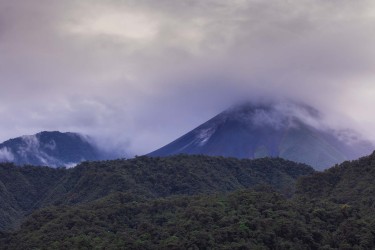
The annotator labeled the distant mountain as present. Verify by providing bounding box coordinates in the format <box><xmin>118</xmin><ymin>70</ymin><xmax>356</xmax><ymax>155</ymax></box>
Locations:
<box><xmin>0</xmin><ymin>131</ymin><xmax>119</xmax><ymax>167</ymax></box>
<box><xmin>149</xmin><ymin>102</ymin><xmax>374</xmax><ymax>170</ymax></box>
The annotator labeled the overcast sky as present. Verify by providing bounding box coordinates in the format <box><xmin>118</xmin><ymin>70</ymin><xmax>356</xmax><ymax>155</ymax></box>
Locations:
<box><xmin>1</xmin><ymin>0</ymin><xmax>375</xmax><ymax>155</ymax></box>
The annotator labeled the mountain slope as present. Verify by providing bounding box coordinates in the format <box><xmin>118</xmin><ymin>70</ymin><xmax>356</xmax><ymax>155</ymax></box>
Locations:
<box><xmin>149</xmin><ymin>102</ymin><xmax>373</xmax><ymax>170</ymax></box>
<box><xmin>1</xmin><ymin>190</ymin><xmax>317</xmax><ymax>250</ymax></box>
<box><xmin>3</xmin><ymin>153</ymin><xmax>375</xmax><ymax>249</ymax></box>
<box><xmin>0</xmin><ymin>155</ymin><xmax>314</xmax><ymax>231</ymax></box>
<box><xmin>0</xmin><ymin>131</ymin><xmax>117</xmax><ymax>167</ymax></box>
<box><xmin>5</xmin><ymin>189</ymin><xmax>374</xmax><ymax>250</ymax></box>
<box><xmin>296</xmin><ymin>150</ymin><xmax>375</xmax><ymax>209</ymax></box>
<box><xmin>0</xmin><ymin>163</ymin><xmax>66</xmax><ymax>231</ymax></box>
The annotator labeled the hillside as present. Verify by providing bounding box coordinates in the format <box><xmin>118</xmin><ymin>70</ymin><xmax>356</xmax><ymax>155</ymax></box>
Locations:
<box><xmin>2</xmin><ymin>153</ymin><xmax>375</xmax><ymax>249</ymax></box>
<box><xmin>296</xmin><ymin>151</ymin><xmax>375</xmax><ymax>210</ymax></box>
<box><xmin>0</xmin><ymin>190</ymin><xmax>317</xmax><ymax>249</ymax></box>
<box><xmin>2</xmin><ymin>188</ymin><xmax>374</xmax><ymax>249</ymax></box>
<box><xmin>149</xmin><ymin>102</ymin><xmax>373</xmax><ymax>170</ymax></box>
<box><xmin>0</xmin><ymin>155</ymin><xmax>313</xmax><ymax>231</ymax></box>
<box><xmin>0</xmin><ymin>163</ymin><xmax>65</xmax><ymax>231</ymax></box>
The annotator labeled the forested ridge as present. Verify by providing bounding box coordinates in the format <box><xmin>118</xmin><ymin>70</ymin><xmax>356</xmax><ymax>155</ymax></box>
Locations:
<box><xmin>1</xmin><ymin>153</ymin><xmax>375</xmax><ymax>249</ymax></box>
<box><xmin>0</xmin><ymin>155</ymin><xmax>312</xmax><ymax>232</ymax></box>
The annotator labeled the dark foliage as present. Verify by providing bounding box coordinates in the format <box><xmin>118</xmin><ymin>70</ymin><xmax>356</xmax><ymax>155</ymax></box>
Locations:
<box><xmin>0</xmin><ymin>163</ymin><xmax>66</xmax><ymax>231</ymax></box>
<box><xmin>296</xmin><ymin>151</ymin><xmax>375</xmax><ymax>213</ymax></box>
<box><xmin>1</xmin><ymin>153</ymin><xmax>375</xmax><ymax>249</ymax></box>
<box><xmin>0</xmin><ymin>155</ymin><xmax>313</xmax><ymax>231</ymax></box>
<box><xmin>2</xmin><ymin>189</ymin><xmax>375</xmax><ymax>250</ymax></box>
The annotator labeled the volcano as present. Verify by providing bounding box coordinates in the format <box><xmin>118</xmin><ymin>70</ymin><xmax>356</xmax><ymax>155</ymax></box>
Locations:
<box><xmin>149</xmin><ymin>102</ymin><xmax>373</xmax><ymax>170</ymax></box>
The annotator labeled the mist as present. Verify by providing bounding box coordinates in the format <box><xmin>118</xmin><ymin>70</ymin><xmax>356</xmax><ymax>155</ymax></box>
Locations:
<box><xmin>1</xmin><ymin>0</ymin><xmax>375</xmax><ymax>156</ymax></box>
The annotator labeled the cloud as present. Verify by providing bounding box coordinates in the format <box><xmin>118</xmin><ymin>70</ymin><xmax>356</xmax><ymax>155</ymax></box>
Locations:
<box><xmin>0</xmin><ymin>147</ymin><xmax>14</xmax><ymax>162</ymax></box>
<box><xmin>65</xmin><ymin>5</ymin><xmax>158</xmax><ymax>41</ymax></box>
<box><xmin>0</xmin><ymin>0</ymin><xmax>375</xmax><ymax>155</ymax></box>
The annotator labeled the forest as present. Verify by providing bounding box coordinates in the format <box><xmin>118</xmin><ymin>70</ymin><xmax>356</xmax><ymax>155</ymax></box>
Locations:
<box><xmin>1</xmin><ymin>153</ymin><xmax>375</xmax><ymax>249</ymax></box>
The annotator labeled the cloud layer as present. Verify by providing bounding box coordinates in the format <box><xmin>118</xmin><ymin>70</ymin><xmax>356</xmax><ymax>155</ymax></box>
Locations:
<box><xmin>1</xmin><ymin>0</ymin><xmax>375</xmax><ymax>155</ymax></box>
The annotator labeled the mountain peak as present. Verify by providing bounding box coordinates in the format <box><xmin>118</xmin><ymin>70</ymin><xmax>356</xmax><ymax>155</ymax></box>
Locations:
<box><xmin>220</xmin><ymin>101</ymin><xmax>323</xmax><ymax>130</ymax></box>
<box><xmin>0</xmin><ymin>131</ymin><xmax>120</xmax><ymax>168</ymax></box>
<box><xmin>149</xmin><ymin>101</ymin><xmax>373</xmax><ymax>170</ymax></box>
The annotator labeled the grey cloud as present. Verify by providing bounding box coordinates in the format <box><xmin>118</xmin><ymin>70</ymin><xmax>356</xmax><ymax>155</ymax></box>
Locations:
<box><xmin>0</xmin><ymin>0</ymin><xmax>375</xmax><ymax>155</ymax></box>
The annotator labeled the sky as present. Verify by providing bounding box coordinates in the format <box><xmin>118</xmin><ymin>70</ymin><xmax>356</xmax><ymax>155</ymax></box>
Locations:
<box><xmin>0</xmin><ymin>0</ymin><xmax>375</xmax><ymax>156</ymax></box>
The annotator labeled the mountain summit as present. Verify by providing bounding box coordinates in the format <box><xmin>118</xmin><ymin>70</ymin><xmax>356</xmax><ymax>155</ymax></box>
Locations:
<box><xmin>0</xmin><ymin>131</ymin><xmax>119</xmax><ymax>167</ymax></box>
<box><xmin>149</xmin><ymin>102</ymin><xmax>373</xmax><ymax>170</ymax></box>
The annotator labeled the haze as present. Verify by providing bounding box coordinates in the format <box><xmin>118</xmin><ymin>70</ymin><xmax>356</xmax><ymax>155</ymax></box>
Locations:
<box><xmin>1</xmin><ymin>0</ymin><xmax>375</xmax><ymax>156</ymax></box>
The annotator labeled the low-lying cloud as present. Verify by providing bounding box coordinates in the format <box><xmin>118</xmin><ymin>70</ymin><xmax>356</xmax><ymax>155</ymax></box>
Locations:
<box><xmin>1</xmin><ymin>0</ymin><xmax>375</xmax><ymax>156</ymax></box>
<box><xmin>0</xmin><ymin>147</ymin><xmax>14</xmax><ymax>162</ymax></box>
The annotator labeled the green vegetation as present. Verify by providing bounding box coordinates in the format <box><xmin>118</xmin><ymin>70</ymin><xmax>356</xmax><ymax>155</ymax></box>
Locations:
<box><xmin>297</xmin><ymin>153</ymin><xmax>375</xmax><ymax>208</ymax></box>
<box><xmin>1</xmin><ymin>153</ymin><xmax>375</xmax><ymax>249</ymax></box>
<box><xmin>0</xmin><ymin>163</ymin><xmax>66</xmax><ymax>231</ymax></box>
<box><xmin>0</xmin><ymin>155</ymin><xmax>313</xmax><ymax>231</ymax></box>
<box><xmin>0</xmin><ymin>190</ymin><xmax>321</xmax><ymax>249</ymax></box>
<box><xmin>2</xmin><ymin>189</ymin><xmax>375</xmax><ymax>249</ymax></box>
